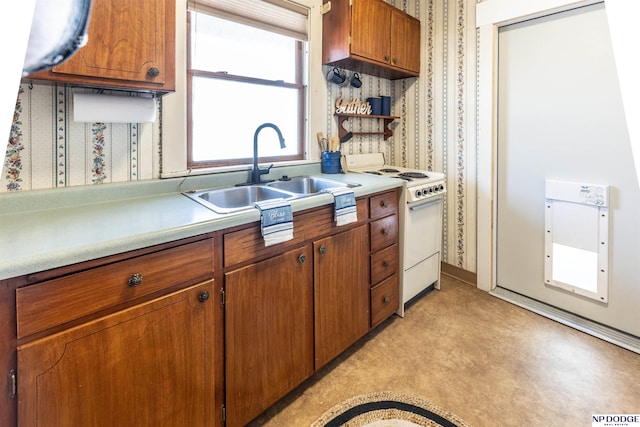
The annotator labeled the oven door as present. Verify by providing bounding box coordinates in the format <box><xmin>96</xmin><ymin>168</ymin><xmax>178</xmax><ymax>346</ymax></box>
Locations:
<box><xmin>404</xmin><ymin>195</ymin><xmax>443</xmax><ymax>270</ymax></box>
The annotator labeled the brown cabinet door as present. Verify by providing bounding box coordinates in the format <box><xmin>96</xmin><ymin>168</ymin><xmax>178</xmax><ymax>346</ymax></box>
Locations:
<box><xmin>350</xmin><ymin>0</ymin><xmax>391</xmax><ymax>64</ymax></box>
<box><xmin>53</xmin><ymin>0</ymin><xmax>166</xmax><ymax>83</ymax></box>
<box><xmin>314</xmin><ymin>224</ymin><xmax>370</xmax><ymax>369</ymax></box>
<box><xmin>17</xmin><ymin>282</ymin><xmax>216</xmax><ymax>427</ymax></box>
<box><xmin>390</xmin><ymin>10</ymin><xmax>421</xmax><ymax>73</ymax></box>
<box><xmin>225</xmin><ymin>246</ymin><xmax>313</xmax><ymax>427</ymax></box>
<box><xmin>26</xmin><ymin>0</ymin><xmax>175</xmax><ymax>92</ymax></box>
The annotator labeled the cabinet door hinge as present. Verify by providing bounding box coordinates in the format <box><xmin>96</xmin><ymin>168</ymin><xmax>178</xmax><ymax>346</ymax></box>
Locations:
<box><xmin>221</xmin><ymin>404</ymin><xmax>226</xmax><ymax>423</ymax></box>
<box><xmin>220</xmin><ymin>288</ymin><xmax>226</xmax><ymax>306</ymax></box>
<box><xmin>8</xmin><ymin>369</ymin><xmax>16</xmax><ymax>399</ymax></box>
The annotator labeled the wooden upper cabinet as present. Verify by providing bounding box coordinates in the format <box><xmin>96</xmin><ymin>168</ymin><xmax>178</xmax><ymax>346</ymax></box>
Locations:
<box><xmin>350</xmin><ymin>0</ymin><xmax>391</xmax><ymax>65</ymax></box>
<box><xmin>390</xmin><ymin>9</ymin><xmax>421</xmax><ymax>73</ymax></box>
<box><xmin>25</xmin><ymin>0</ymin><xmax>175</xmax><ymax>93</ymax></box>
<box><xmin>322</xmin><ymin>0</ymin><xmax>420</xmax><ymax>79</ymax></box>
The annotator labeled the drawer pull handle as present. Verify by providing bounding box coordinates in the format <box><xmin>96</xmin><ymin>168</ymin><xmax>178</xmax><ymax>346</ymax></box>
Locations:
<box><xmin>380</xmin><ymin>200</ymin><xmax>389</xmax><ymax>208</ymax></box>
<box><xmin>319</xmin><ymin>245</ymin><xmax>326</xmax><ymax>255</ymax></box>
<box><xmin>381</xmin><ymin>228</ymin><xmax>389</xmax><ymax>236</ymax></box>
<box><xmin>198</xmin><ymin>291</ymin><xmax>210</xmax><ymax>303</ymax></box>
<box><xmin>9</xmin><ymin>369</ymin><xmax>16</xmax><ymax>398</ymax></box>
<box><xmin>383</xmin><ymin>296</ymin><xmax>391</xmax><ymax>304</ymax></box>
<box><xmin>298</xmin><ymin>254</ymin><xmax>306</xmax><ymax>263</ymax></box>
<box><xmin>383</xmin><ymin>260</ymin><xmax>390</xmax><ymax>268</ymax></box>
<box><xmin>128</xmin><ymin>273</ymin><xmax>143</xmax><ymax>287</ymax></box>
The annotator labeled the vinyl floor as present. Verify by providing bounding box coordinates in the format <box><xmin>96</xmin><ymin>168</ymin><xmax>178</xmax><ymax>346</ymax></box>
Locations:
<box><xmin>248</xmin><ymin>275</ymin><xmax>640</xmax><ymax>427</ymax></box>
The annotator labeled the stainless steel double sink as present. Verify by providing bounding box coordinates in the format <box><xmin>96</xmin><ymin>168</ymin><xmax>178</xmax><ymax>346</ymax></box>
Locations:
<box><xmin>184</xmin><ymin>176</ymin><xmax>360</xmax><ymax>214</ymax></box>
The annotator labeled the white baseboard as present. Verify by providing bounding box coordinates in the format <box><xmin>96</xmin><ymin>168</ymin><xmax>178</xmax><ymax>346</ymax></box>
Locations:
<box><xmin>490</xmin><ymin>287</ymin><xmax>640</xmax><ymax>355</ymax></box>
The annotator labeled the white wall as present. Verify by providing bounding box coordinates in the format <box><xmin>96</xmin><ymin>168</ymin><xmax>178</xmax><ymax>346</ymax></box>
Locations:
<box><xmin>1</xmin><ymin>2</ymin><xmax>35</xmax><ymax>146</ymax></box>
<box><xmin>605</xmin><ymin>0</ymin><xmax>640</xmax><ymax>190</ymax></box>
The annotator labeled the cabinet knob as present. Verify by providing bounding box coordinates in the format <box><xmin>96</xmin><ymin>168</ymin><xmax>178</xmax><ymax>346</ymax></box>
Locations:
<box><xmin>381</xmin><ymin>228</ymin><xmax>389</xmax><ymax>236</ymax></box>
<box><xmin>392</xmin><ymin>57</ymin><xmax>398</xmax><ymax>65</ymax></box>
<box><xmin>147</xmin><ymin>67</ymin><xmax>160</xmax><ymax>78</ymax></box>
<box><xmin>384</xmin><ymin>55</ymin><xmax>390</xmax><ymax>62</ymax></box>
<box><xmin>383</xmin><ymin>260</ymin><xmax>390</xmax><ymax>268</ymax></box>
<box><xmin>383</xmin><ymin>296</ymin><xmax>391</xmax><ymax>304</ymax></box>
<box><xmin>298</xmin><ymin>254</ymin><xmax>306</xmax><ymax>263</ymax></box>
<box><xmin>319</xmin><ymin>245</ymin><xmax>327</xmax><ymax>255</ymax></box>
<box><xmin>198</xmin><ymin>291</ymin><xmax>210</xmax><ymax>303</ymax></box>
<box><xmin>380</xmin><ymin>200</ymin><xmax>389</xmax><ymax>208</ymax></box>
<box><xmin>127</xmin><ymin>273</ymin><xmax>143</xmax><ymax>287</ymax></box>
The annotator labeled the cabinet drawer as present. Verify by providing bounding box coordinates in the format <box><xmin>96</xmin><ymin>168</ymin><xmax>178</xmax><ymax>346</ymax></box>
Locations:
<box><xmin>370</xmin><ymin>214</ymin><xmax>398</xmax><ymax>252</ymax></box>
<box><xmin>16</xmin><ymin>238</ymin><xmax>214</xmax><ymax>339</ymax></box>
<box><xmin>371</xmin><ymin>244</ymin><xmax>398</xmax><ymax>285</ymax></box>
<box><xmin>371</xmin><ymin>275</ymin><xmax>399</xmax><ymax>327</ymax></box>
<box><xmin>369</xmin><ymin>191</ymin><xmax>398</xmax><ymax>219</ymax></box>
<box><xmin>224</xmin><ymin>199</ymin><xmax>368</xmax><ymax>267</ymax></box>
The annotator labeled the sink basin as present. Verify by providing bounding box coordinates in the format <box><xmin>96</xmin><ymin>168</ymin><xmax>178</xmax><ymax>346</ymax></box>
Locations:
<box><xmin>266</xmin><ymin>176</ymin><xmax>360</xmax><ymax>195</ymax></box>
<box><xmin>185</xmin><ymin>185</ymin><xmax>295</xmax><ymax>214</ymax></box>
<box><xmin>184</xmin><ymin>176</ymin><xmax>361</xmax><ymax>214</ymax></box>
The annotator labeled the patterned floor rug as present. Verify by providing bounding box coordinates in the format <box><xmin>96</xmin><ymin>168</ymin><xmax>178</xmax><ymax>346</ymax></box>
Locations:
<box><xmin>311</xmin><ymin>391</ymin><xmax>471</xmax><ymax>427</ymax></box>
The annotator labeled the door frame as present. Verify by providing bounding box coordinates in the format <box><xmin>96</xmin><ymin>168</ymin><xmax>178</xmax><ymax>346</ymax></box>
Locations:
<box><xmin>473</xmin><ymin>0</ymin><xmax>636</xmax><ymax>292</ymax></box>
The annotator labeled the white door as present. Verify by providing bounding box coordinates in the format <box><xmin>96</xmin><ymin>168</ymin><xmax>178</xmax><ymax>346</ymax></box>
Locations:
<box><xmin>496</xmin><ymin>3</ymin><xmax>640</xmax><ymax>337</ymax></box>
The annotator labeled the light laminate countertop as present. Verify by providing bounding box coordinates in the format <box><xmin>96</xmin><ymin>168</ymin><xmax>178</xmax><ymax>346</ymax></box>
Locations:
<box><xmin>0</xmin><ymin>167</ymin><xmax>401</xmax><ymax>280</ymax></box>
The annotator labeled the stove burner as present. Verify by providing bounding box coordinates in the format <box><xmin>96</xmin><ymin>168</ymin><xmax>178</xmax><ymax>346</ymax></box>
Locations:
<box><xmin>398</xmin><ymin>171</ymin><xmax>429</xmax><ymax>179</ymax></box>
<box><xmin>364</xmin><ymin>171</ymin><xmax>383</xmax><ymax>175</ymax></box>
<box><xmin>396</xmin><ymin>176</ymin><xmax>413</xmax><ymax>181</ymax></box>
<box><xmin>379</xmin><ymin>168</ymin><xmax>400</xmax><ymax>173</ymax></box>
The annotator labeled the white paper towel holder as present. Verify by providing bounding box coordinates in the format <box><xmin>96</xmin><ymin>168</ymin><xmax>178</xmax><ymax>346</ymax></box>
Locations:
<box><xmin>72</xmin><ymin>92</ymin><xmax>157</xmax><ymax>123</ymax></box>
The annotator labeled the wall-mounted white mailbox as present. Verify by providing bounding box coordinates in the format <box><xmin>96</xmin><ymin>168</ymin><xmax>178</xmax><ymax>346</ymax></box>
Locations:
<box><xmin>544</xmin><ymin>179</ymin><xmax>609</xmax><ymax>302</ymax></box>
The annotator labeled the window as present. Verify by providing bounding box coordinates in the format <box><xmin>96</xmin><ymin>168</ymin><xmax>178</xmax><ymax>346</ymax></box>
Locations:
<box><xmin>187</xmin><ymin>1</ymin><xmax>308</xmax><ymax>169</ymax></box>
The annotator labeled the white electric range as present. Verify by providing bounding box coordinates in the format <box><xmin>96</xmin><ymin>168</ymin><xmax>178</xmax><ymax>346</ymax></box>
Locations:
<box><xmin>344</xmin><ymin>153</ymin><xmax>446</xmax><ymax>317</ymax></box>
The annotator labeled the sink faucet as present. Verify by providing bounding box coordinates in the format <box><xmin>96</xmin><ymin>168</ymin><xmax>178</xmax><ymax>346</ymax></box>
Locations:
<box><xmin>250</xmin><ymin>123</ymin><xmax>286</xmax><ymax>184</ymax></box>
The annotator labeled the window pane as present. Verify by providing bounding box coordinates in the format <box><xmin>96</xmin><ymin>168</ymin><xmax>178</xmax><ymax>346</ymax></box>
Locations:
<box><xmin>191</xmin><ymin>12</ymin><xmax>298</xmax><ymax>82</ymax></box>
<box><xmin>191</xmin><ymin>76</ymin><xmax>299</xmax><ymax>162</ymax></box>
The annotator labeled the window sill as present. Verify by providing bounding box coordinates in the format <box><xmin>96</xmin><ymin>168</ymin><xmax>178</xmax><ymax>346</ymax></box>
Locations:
<box><xmin>160</xmin><ymin>158</ymin><xmax>321</xmax><ymax>179</ymax></box>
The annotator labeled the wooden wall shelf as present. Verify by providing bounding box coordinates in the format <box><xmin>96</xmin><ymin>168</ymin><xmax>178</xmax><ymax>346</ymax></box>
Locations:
<box><xmin>336</xmin><ymin>114</ymin><xmax>399</xmax><ymax>141</ymax></box>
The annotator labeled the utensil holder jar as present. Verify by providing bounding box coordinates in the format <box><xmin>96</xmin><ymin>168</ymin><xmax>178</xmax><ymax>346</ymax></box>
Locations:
<box><xmin>321</xmin><ymin>151</ymin><xmax>341</xmax><ymax>174</ymax></box>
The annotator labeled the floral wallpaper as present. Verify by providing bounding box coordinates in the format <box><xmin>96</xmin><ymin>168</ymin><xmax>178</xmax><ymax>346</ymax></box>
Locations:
<box><xmin>1</xmin><ymin>83</ymin><xmax>161</xmax><ymax>192</ymax></box>
<box><xmin>5</xmin><ymin>87</ymin><xmax>24</xmax><ymax>191</ymax></box>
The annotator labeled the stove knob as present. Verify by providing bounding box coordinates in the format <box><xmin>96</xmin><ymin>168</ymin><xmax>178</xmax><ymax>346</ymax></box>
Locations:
<box><xmin>438</xmin><ymin>184</ymin><xmax>444</xmax><ymax>191</ymax></box>
<box><xmin>428</xmin><ymin>187</ymin><xmax>434</xmax><ymax>194</ymax></box>
<box><xmin>415</xmin><ymin>189</ymin><xmax>422</xmax><ymax>197</ymax></box>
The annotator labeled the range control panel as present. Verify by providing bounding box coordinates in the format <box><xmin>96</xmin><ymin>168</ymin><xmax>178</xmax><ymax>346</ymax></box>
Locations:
<box><xmin>407</xmin><ymin>182</ymin><xmax>446</xmax><ymax>203</ymax></box>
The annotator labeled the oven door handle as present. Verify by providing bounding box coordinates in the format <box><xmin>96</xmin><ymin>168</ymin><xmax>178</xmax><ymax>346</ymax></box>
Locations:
<box><xmin>409</xmin><ymin>197</ymin><xmax>442</xmax><ymax>211</ymax></box>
